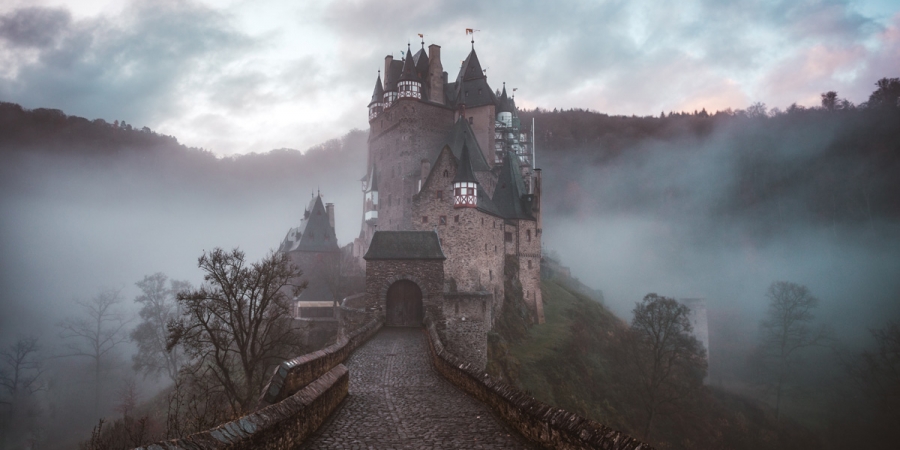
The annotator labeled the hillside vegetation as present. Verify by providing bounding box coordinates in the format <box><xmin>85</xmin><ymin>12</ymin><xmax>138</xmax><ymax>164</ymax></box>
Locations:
<box><xmin>488</xmin><ymin>260</ymin><xmax>822</xmax><ymax>450</ymax></box>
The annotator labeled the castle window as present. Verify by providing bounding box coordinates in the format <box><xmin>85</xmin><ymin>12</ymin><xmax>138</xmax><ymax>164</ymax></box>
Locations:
<box><xmin>437</xmin><ymin>190</ymin><xmax>443</xmax><ymax>200</ymax></box>
<box><xmin>493</xmin><ymin>221</ymin><xmax>496</xmax><ymax>229</ymax></box>
<box><xmin>481</xmin><ymin>218</ymin><xmax>484</xmax><ymax>226</ymax></box>
<box><xmin>489</xmin><ymin>269</ymin><xmax>493</xmax><ymax>281</ymax></box>
<box><xmin>484</xmin><ymin>243</ymin><xmax>487</xmax><ymax>251</ymax></box>
<box><xmin>505</xmin><ymin>232</ymin><xmax>512</xmax><ymax>242</ymax></box>
<box><xmin>468</xmin><ymin>117</ymin><xmax>473</xmax><ymax>124</ymax></box>
<box><xmin>443</xmin><ymin>169</ymin><xmax>449</xmax><ymax>178</ymax></box>
<box><xmin>454</xmin><ymin>215</ymin><xmax>460</xmax><ymax>223</ymax></box>
<box><xmin>528</xmin><ymin>260</ymin><xmax>532</xmax><ymax>269</ymax></box>
<box><xmin>440</xmin><ymin>216</ymin><xmax>447</xmax><ymax>225</ymax></box>
<box><xmin>494</xmin><ymin>245</ymin><xmax>497</xmax><ymax>253</ymax></box>
<box><xmin>527</xmin><ymin>230</ymin><xmax>531</xmax><ymax>242</ymax></box>
<box><xmin>422</xmin><ymin>216</ymin><xmax>428</xmax><ymax>224</ymax></box>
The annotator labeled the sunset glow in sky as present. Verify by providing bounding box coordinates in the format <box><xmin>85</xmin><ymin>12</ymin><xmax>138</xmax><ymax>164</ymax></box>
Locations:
<box><xmin>1</xmin><ymin>0</ymin><xmax>898</xmax><ymax>155</ymax></box>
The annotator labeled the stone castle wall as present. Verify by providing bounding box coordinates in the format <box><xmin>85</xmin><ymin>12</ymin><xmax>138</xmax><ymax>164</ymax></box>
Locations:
<box><xmin>368</xmin><ymin>97</ymin><xmax>454</xmax><ymax>231</ymax></box>
<box><xmin>364</xmin><ymin>259</ymin><xmax>445</xmax><ymax>320</ymax></box>
<box><xmin>439</xmin><ymin>291</ymin><xmax>492</xmax><ymax>370</ymax></box>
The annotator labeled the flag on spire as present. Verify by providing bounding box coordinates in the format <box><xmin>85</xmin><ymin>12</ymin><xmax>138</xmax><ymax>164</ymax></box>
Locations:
<box><xmin>418</xmin><ymin>33</ymin><xmax>424</xmax><ymax>38</ymax></box>
<box><xmin>465</xmin><ymin>28</ymin><xmax>474</xmax><ymax>35</ymax></box>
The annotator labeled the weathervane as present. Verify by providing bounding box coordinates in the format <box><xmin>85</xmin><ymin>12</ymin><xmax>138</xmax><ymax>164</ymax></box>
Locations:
<box><xmin>465</xmin><ymin>28</ymin><xmax>480</xmax><ymax>48</ymax></box>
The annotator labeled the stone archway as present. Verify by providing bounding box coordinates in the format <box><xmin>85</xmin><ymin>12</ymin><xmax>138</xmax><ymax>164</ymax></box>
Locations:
<box><xmin>385</xmin><ymin>280</ymin><xmax>423</xmax><ymax>327</ymax></box>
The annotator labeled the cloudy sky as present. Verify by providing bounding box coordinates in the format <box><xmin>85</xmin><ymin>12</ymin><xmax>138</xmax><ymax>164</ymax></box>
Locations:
<box><xmin>0</xmin><ymin>0</ymin><xmax>897</xmax><ymax>155</ymax></box>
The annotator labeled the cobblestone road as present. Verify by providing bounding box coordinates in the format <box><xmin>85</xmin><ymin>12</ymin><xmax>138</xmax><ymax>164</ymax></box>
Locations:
<box><xmin>299</xmin><ymin>327</ymin><xmax>535</xmax><ymax>449</ymax></box>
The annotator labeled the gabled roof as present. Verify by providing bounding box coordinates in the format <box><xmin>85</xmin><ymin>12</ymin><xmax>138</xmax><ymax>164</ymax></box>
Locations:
<box><xmin>279</xmin><ymin>194</ymin><xmax>340</xmax><ymax>253</ymax></box>
<box><xmin>398</xmin><ymin>44</ymin><xmax>422</xmax><ymax>83</ymax></box>
<box><xmin>432</xmin><ymin>117</ymin><xmax>491</xmax><ymax>171</ymax></box>
<box><xmin>491</xmin><ymin>151</ymin><xmax>533</xmax><ymax>220</ymax></box>
<box><xmin>364</xmin><ymin>231</ymin><xmax>446</xmax><ymax>260</ymax></box>
<box><xmin>369</xmin><ymin>74</ymin><xmax>384</xmax><ymax>106</ymax></box>
<box><xmin>452</xmin><ymin>143</ymin><xmax>478</xmax><ymax>184</ymax></box>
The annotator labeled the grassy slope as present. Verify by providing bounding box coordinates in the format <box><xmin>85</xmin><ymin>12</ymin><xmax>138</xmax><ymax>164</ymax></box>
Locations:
<box><xmin>488</xmin><ymin>260</ymin><xmax>823</xmax><ymax>450</ymax></box>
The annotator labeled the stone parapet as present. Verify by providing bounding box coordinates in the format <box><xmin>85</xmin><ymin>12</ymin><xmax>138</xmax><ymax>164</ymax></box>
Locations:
<box><xmin>137</xmin><ymin>364</ymin><xmax>349</xmax><ymax>450</ymax></box>
<box><xmin>424</xmin><ymin>318</ymin><xmax>653</xmax><ymax>450</ymax></box>
<box><xmin>256</xmin><ymin>317</ymin><xmax>382</xmax><ymax>408</ymax></box>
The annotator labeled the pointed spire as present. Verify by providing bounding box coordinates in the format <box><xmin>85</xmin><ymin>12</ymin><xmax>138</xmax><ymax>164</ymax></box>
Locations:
<box><xmin>498</xmin><ymin>82</ymin><xmax>512</xmax><ymax>113</ymax></box>
<box><xmin>453</xmin><ymin>143</ymin><xmax>478</xmax><ymax>184</ymax></box>
<box><xmin>369</xmin><ymin>71</ymin><xmax>384</xmax><ymax>106</ymax></box>
<box><xmin>399</xmin><ymin>43</ymin><xmax>422</xmax><ymax>83</ymax></box>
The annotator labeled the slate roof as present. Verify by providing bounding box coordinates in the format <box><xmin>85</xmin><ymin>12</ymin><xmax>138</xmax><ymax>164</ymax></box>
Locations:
<box><xmin>413</xmin><ymin>46</ymin><xmax>429</xmax><ymax>76</ymax></box>
<box><xmin>369</xmin><ymin>74</ymin><xmax>384</xmax><ymax>106</ymax></box>
<box><xmin>431</xmin><ymin>118</ymin><xmax>491</xmax><ymax>171</ymax></box>
<box><xmin>364</xmin><ymin>231</ymin><xmax>446</xmax><ymax>260</ymax></box>
<box><xmin>475</xmin><ymin>184</ymin><xmax>503</xmax><ymax>218</ymax></box>
<box><xmin>365</xmin><ymin>163</ymin><xmax>378</xmax><ymax>192</ymax></box>
<box><xmin>491</xmin><ymin>151</ymin><xmax>534</xmax><ymax>220</ymax></box>
<box><xmin>297</xmin><ymin>277</ymin><xmax>335</xmax><ymax>302</ymax></box>
<box><xmin>452</xmin><ymin>143</ymin><xmax>478</xmax><ymax>184</ymax></box>
<box><xmin>497</xmin><ymin>84</ymin><xmax>513</xmax><ymax>114</ymax></box>
<box><xmin>445</xmin><ymin>48</ymin><xmax>498</xmax><ymax>109</ymax></box>
<box><xmin>398</xmin><ymin>44</ymin><xmax>422</xmax><ymax>83</ymax></box>
<box><xmin>279</xmin><ymin>194</ymin><xmax>340</xmax><ymax>253</ymax></box>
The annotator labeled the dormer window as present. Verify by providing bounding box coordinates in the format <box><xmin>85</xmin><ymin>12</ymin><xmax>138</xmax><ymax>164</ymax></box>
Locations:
<box><xmin>453</xmin><ymin>181</ymin><xmax>477</xmax><ymax>208</ymax></box>
<box><xmin>398</xmin><ymin>80</ymin><xmax>421</xmax><ymax>99</ymax></box>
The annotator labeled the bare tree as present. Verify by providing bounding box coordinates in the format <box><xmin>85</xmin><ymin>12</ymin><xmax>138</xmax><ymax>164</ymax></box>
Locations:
<box><xmin>58</xmin><ymin>288</ymin><xmax>132</xmax><ymax>417</ymax></box>
<box><xmin>131</xmin><ymin>273</ymin><xmax>191</xmax><ymax>382</ymax></box>
<box><xmin>167</xmin><ymin>248</ymin><xmax>305</xmax><ymax>415</ymax></box>
<box><xmin>754</xmin><ymin>281</ymin><xmax>829</xmax><ymax>418</ymax></box>
<box><xmin>620</xmin><ymin>294</ymin><xmax>706</xmax><ymax>440</ymax></box>
<box><xmin>0</xmin><ymin>337</ymin><xmax>45</xmax><ymax>448</ymax></box>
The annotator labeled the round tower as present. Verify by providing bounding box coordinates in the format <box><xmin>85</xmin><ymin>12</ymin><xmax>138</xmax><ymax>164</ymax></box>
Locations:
<box><xmin>368</xmin><ymin>72</ymin><xmax>384</xmax><ymax>120</ymax></box>
<box><xmin>397</xmin><ymin>43</ymin><xmax>423</xmax><ymax>100</ymax></box>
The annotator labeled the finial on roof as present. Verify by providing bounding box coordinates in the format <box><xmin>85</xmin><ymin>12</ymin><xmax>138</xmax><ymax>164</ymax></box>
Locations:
<box><xmin>418</xmin><ymin>33</ymin><xmax>424</xmax><ymax>47</ymax></box>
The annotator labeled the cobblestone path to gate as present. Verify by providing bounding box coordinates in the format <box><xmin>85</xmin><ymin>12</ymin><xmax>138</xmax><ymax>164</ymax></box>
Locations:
<box><xmin>299</xmin><ymin>327</ymin><xmax>535</xmax><ymax>449</ymax></box>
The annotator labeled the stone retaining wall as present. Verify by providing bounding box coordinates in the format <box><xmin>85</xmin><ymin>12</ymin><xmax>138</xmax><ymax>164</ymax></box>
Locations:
<box><xmin>257</xmin><ymin>317</ymin><xmax>381</xmax><ymax>408</ymax></box>
<box><xmin>424</xmin><ymin>318</ymin><xmax>653</xmax><ymax>450</ymax></box>
<box><xmin>138</xmin><ymin>364</ymin><xmax>349</xmax><ymax>450</ymax></box>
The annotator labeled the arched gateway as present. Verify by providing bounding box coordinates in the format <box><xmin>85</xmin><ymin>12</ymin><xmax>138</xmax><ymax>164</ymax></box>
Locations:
<box><xmin>363</xmin><ymin>231</ymin><xmax>446</xmax><ymax>328</ymax></box>
<box><xmin>385</xmin><ymin>280</ymin><xmax>423</xmax><ymax>327</ymax></box>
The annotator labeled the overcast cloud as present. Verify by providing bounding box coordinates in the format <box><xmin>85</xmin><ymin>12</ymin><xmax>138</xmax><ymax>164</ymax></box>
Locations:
<box><xmin>0</xmin><ymin>0</ymin><xmax>898</xmax><ymax>155</ymax></box>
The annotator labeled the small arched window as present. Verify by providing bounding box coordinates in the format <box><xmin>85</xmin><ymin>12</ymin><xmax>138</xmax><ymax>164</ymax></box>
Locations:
<box><xmin>443</xmin><ymin>169</ymin><xmax>449</xmax><ymax>178</ymax></box>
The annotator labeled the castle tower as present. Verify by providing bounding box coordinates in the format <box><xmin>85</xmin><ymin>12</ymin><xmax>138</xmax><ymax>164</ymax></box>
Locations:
<box><xmin>368</xmin><ymin>73</ymin><xmax>384</xmax><ymax>120</ymax></box>
<box><xmin>369</xmin><ymin>70</ymin><xmax>384</xmax><ymax>121</ymax></box>
<box><xmin>452</xmin><ymin>144</ymin><xmax>478</xmax><ymax>208</ymax></box>
<box><xmin>398</xmin><ymin>43</ymin><xmax>423</xmax><ymax>100</ymax></box>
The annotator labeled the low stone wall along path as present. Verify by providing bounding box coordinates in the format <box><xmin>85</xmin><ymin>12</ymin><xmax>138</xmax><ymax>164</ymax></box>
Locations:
<box><xmin>300</xmin><ymin>327</ymin><xmax>535</xmax><ymax>449</ymax></box>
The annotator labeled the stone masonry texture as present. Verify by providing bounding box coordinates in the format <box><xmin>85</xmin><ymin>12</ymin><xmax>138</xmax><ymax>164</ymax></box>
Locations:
<box><xmin>300</xmin><ymin>327</ymin><xmax>536</xmax><ymax>449</ymax></box>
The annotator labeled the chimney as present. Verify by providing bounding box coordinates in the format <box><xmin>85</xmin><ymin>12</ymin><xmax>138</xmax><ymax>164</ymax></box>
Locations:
<box><xmin>326</xmin><ymin>203</ymin><xmax>335</xmax><ymax>230</ymax></box>
<box><xmin>384</xmin><ymin>55</ymin><xmax>393</xmax><ymax>86</ymax></box>
<box><xmin>427</xmin><ymin>44</ymin><xmax>444</xmax><ymax>105</ymax></box>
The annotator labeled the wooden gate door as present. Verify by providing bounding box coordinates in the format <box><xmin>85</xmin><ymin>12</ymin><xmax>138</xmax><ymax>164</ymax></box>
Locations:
<box><xmin>385</xmin><ymin>280</ymin><xmax>423</xmax><ymax>327</ymax></box>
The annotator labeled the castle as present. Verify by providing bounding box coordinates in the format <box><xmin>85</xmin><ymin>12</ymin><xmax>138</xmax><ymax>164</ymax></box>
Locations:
<box><xmin>281</xmin><ymin>38</ymin><xmax>545</xmax><ymax>367</ymax></box>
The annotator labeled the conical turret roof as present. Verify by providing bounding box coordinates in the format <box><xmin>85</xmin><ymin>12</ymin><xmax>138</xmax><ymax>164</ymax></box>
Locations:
<box><xmin>452</xmin><ymin>143</ymin><xmax>478</xmax><ymax>184</ymax></box>
<box><xmin>498</xmin><ymin>83</ymin><xmax>512</xmax><ymax>113</ymax></box>
<box><xmin>369</xmin><ymin>73</ymin><xmax>384</xmax><ymax>106</ymax></box>
<box><xmin>492</xmin><ymin>151</ymin><xmax>532</xmax><ymax>220</ymax></box>
<box><xmin>398</xmin><ymin>44</ymin><xmax>422</xmax><ymax>83</ymax></box>
<box><xmin>458</xmin><ymin>48</ymin><xmax>485</xmax><ymax>82</ymax></box>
